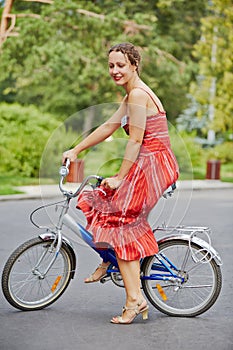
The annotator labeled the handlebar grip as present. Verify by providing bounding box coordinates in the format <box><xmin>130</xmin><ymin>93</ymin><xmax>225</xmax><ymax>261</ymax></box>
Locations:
<box><xmin>95</xmin><ymin>176</ymin><xmax>104</xmax><ymax>187</ymax></box>
<box><xmin>65</xmin><ymin>158</ymin><xmax>71</xmax><ymax>168</ymax></box>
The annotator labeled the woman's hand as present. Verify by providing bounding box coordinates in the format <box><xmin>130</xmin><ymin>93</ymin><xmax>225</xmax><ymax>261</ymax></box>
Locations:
<box><xmin>62</xmin><ymin>148</ymin><xmax>77</xmax><ymax>164</ymax></box>
<box><xmin>101</xmin><ymin>177</ymin><xmax>122</xmax><ymax>190</ymax></box>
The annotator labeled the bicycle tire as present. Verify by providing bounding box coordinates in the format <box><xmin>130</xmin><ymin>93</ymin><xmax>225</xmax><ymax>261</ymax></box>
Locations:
<box><xmin>141</xmin><ymin>239</ymin><xmax>222</xmax><ymax>317</ymax></box>
<box><xmin>2</xmin><ymin>237</ymin><xmax>73</xmax><ymax>311</ymax></box>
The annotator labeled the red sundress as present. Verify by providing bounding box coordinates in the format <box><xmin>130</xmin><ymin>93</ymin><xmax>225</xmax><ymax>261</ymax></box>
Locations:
<box><xmin>77</xmin><ymin>89</ymin><xmax>179</xmax><ymax>261</ymax></box>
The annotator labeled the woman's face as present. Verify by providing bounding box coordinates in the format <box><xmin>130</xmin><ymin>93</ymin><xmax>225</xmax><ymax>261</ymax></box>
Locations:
<box><xmin>108</xmin><ymin>51</ymin><xmax>136</xmax><ymax>86</ymax></box>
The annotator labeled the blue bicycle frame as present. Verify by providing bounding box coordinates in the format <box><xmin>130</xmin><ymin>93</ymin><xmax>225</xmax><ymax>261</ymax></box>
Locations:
<box><xmin>76</xmin><ymin>222</ymin><xmax>184</xmax><ymax>284</ymax></box>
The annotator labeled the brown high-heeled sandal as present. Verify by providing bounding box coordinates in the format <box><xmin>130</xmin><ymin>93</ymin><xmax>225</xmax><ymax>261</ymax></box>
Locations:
<box><xmin>110</xmin><ymin>300</ymin><xmax>149</xmax><ymax>324</ymax></box>
<box><xmin>84</xmin><ymin>264</ymin><xmax>109</xmax><ymax>283</ymax></box>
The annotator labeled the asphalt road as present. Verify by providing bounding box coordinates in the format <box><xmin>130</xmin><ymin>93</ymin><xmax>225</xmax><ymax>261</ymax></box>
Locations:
<box><xmin>0</xmin><ymin>189</ymin><xmax>232</xmax><ymax>350</ymax></box>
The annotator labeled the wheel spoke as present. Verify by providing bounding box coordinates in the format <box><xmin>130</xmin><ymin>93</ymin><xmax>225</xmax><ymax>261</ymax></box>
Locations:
<box><xmin>2</xmin><ymin>238</ymin><xmax>72</xmax><ymax>310</ymax></box>
<box><xmin>142</xmin><ymin>239</ymin><xmax>222</xmax><ymax>317</ymax></box>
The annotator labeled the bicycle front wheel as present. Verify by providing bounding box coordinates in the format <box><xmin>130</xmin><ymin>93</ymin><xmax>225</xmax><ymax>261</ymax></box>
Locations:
<box><xmin>2</xmin><ymin>237</ymin><xmax>73</xmax><ymax>311</ymax></box>
<box><xmin>141</xmin><ymin>239</ymin><xmax>222</xmax><ymax>317</ymax></box>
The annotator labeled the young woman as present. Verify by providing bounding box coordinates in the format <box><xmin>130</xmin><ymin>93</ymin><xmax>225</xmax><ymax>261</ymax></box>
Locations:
<box><xmin>62</xmin><ymin>42</ymin><xmax>179</xmax><ymax>324</ymax></box>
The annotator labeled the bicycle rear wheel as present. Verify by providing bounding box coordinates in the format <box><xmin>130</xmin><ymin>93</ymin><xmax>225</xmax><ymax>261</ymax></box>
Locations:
<box><xmin>2</xmin><ymin>237</ymin><xmax>73</xmax><ymax>311</ymax></box>
<box><xmin>141</xmin><ymin>239</ymin><xmax>222</xmax><ymax>317</ymax></box>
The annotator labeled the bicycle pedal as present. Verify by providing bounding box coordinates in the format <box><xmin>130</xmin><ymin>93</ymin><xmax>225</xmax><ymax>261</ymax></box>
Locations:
<box><xmin>100</xmin><ymin>276</ymin><xmax>111</xmax><ymax>284</ymax></box>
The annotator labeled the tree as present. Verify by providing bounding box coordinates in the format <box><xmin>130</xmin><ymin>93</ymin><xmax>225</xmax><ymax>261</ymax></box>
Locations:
<box><xmin>0</xmin><ymin>0</ymin><xmax>52</xmax><ymax>47</ymax></box>
<box><xmin>190</xmin><ymin>0</ymin><xmax>233</xmax><ymax>137</ymax></box>
<box><xmin>0</xmin><ymin>0</ymin><xmax>207</xmax><ymax>124</ymax></box>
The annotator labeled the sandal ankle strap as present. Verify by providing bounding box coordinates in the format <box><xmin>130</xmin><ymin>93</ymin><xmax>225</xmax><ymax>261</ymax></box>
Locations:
<box><xmin>122</xmin><ymin>300</ymin><xmax>146</xmax><ymax>315</ymax></box>
<box><xmin>98</xmin><ymin>264</ymin><xmax>108</xmax><ymax>270</ymax></box>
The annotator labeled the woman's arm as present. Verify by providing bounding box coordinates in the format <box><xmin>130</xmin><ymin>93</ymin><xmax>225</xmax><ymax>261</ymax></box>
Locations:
<box><xmin>62</xmin><ymin>97</ymin><xmax>127</xmax><ymax>163</ymax></box>
<box><xmin>102</xmin><ymin>89</ymin><xmax>147</xmax><ymax>189</ymax></box>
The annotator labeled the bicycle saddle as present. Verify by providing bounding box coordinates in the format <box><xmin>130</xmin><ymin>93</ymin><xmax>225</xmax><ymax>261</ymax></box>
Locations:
<box><xmin>162</xmin><ymin>183</ymin><xmax>176</xmax><ymax>198</ymax></box>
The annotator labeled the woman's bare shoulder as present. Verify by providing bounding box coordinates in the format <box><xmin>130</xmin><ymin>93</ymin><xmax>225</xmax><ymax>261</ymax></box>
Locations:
<box><xmin>127</xmin><ymin>88</ymin><xmax>148</xmax><ymax>105</ymax></box>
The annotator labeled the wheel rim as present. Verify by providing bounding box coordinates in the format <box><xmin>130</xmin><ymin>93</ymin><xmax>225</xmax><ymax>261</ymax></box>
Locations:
<box><xmin>8</xmin><ymin>241</ymin><xmax>71</xmax><ymax>309</ymax></box>
<box><xmin>143</xmin><ymin>241</ymin><xmax>221</xmax><ymax>316</ymax></box>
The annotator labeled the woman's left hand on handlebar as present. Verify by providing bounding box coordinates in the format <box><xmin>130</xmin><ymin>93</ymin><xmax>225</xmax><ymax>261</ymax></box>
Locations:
<box><xmin>62</xmin><ymin>149</ymin><xmax>77</xmax><ymax>164</ymax></box>
<box><xmin>101</xmin><ymin>177</ymin><xmax>122</xmax><ymax>190</ymax></box>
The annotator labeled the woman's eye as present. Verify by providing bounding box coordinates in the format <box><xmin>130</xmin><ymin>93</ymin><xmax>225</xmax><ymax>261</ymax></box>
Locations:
<box><xmin>109</xmin><ymin>63</ymin><xmax>125</xmax><ymax>69</ymax></box>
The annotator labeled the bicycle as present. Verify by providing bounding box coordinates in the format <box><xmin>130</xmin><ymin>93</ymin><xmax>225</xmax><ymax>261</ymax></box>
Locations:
<box><xmin>1</xmin><ymin>160</ymin><xmax>222</xmax><ymax>317</ymax></box>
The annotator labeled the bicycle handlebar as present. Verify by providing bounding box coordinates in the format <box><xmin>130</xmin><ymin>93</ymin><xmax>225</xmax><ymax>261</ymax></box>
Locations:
<box><xmin>59</xmin><ymin>159</ymin><xmax>104</xmax><ymax>198</ymax></box>
<box><xmin>59</xmin><ymin>159</ymin><xmax>176</xmax><ymax>199</ymax></box>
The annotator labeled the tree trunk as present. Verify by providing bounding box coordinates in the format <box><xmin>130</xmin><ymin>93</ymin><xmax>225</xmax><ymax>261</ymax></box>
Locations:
<box><xmin>0</xmin><ymin>0</ymin><xmax>52</xmax><ymax>47</ymax></box>
<box><xmin>0</xmin><ymin>0</ymin><xmax>15</xmax><ymax>47</ymax></box>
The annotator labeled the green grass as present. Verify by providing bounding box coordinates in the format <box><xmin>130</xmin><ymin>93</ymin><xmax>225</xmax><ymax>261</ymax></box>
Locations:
<box><xmin>221</xmin><ymin>163</ymin><xmax>233</xmax><ymax>182</ymax></box>
<box><xmin>0</xmin><ymin>175</ymin><xmax>56</xmax><ymax>195</ymax></box>
<box><xmin>0</xmin><ymin>185</ymin><xmax>24</xmax><ymax>195</ymax></box>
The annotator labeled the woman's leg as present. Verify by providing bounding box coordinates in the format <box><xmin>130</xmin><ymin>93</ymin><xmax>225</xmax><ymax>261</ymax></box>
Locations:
<box><xmin>111</xmin><ymin>257</ymin><xmax>147</xmax><ymax>322</ymax></box>
<box><xmin>118</xmin><ymin>258</ymin><xmax>142</xmax><ymax>302</ymax></box>
<box><xmin>84</xmin><ymin>260</ymin><xmax>110</xmax><ymax>283</ymax></box>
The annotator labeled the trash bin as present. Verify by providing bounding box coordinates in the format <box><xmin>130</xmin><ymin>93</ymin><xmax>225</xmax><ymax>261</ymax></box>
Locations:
<box><xmin>66</xmin><ymin>159</ymin><xmax>84</xmax><ymax>183</ymax></box>
<box><xmin>206</xmin><ymin>160</ymin><xmax>221</xmax><ymax>180</ymax></box>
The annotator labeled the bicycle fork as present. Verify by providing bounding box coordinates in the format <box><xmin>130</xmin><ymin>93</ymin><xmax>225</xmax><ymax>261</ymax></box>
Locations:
<box><xmin>33</xmin><ymin>231</ymin><xmax>63</xmax><ymax>279</ymax></box>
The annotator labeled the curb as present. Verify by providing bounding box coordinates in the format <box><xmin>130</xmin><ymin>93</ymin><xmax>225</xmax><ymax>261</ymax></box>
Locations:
<box><xmin>176</xmin><ymin>180</ymin><xmax>233</xmax><ymax>191</ymax></box>
<box><xmin>0</xmin><ymin>180</ymin><xmax>233</xmax><ymax>202</ymax></box>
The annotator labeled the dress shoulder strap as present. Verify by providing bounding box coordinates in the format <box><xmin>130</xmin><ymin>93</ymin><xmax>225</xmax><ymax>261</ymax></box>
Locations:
<box><xmin>134</xmin><ymin>87</ymin><xmax>165</xmax><ymax>114</ymax></box>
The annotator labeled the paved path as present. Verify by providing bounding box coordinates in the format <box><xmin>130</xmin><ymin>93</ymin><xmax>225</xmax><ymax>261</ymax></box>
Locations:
<box><xmin>0</xmin><ymin>189</ymin><xmax>232</xmax><ymax>350</ymax></box>
<box><xmin>0</xmin><ymin>180</ymin><xmax>233</xmax><ymax>202</ymax></box>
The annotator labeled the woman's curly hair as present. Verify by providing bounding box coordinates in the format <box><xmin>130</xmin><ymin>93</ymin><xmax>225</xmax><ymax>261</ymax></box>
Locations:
<box><xmin>108</xmin><ymin>43</ymin><xmax>141</xmax><ymax>75</ymax></box>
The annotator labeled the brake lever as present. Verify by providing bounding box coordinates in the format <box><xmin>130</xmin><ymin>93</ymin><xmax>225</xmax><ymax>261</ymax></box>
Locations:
<box><xmin>91</xmin><ymin>176</ymin><xmax>104</xmax><ymax>189</ymax></box>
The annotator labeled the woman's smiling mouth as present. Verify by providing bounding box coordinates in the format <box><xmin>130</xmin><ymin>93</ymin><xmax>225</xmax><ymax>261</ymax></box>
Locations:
<box><xmin>113</xmin><ymin>75</ymin><xmax>122</xmax><ymax>81</ymax></box>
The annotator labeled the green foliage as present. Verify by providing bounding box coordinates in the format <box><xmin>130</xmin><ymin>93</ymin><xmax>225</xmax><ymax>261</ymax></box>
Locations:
<box><xmin>0</xmin><ymin>175</ymin><xmax>35</xmax><ymax>195</ymax></box>
<box><xmin>0</xmin><ymin>0</ymin><xmax>207</xmax><ymax>125</ymax></box>
<box><xmin>83</xmin><ymin>127</ymin><xmax>128</xmax><ymax>177</ymax></box>
<box><xmin>0</xmin><ymin>103</ymin><xmax>60</xmax><ymax>177</ymax></box>
<box><xmin>169</xmin><ymin>128</ymin><xmax>201</xmax><ymax>179</ymax></box>
<box><xmin>191</xmin><ymin>0</ymin><xmax>233</xmax><ymax>134</ymax></box>
<box><xmin>205</xmin><ymin>142</ymin><xmax>233</xmax><ymax>164</ymax></box>
<box><xmin>170</xmin><ymin>127</ymin><xmax>233</xmax><ymax>180</ymax></box>
<box><xmin>40</xmin><ymin>122</ymin><xmax>81</xmax><ymax>180</ymax></box>
<box><xmin>39</xmin><ymin>112</ymin><xmax>129</xmax><ymax>180</ymax></box>
<box><xmin>1</xmin><ymin>0</ymin><xmax>231</xmax><ymax>186</ymax></box>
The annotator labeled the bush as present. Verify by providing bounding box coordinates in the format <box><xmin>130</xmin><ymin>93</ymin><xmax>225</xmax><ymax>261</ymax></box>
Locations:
<box><xmin>40</xmin><ymin>124</ymin><xmax>80</xmax><ymax>180</ymax></box>
<box><xmin>0</xmin><ymin>103</ymin><xmax>60</xmax><ymax>177</ymax></box>
<box><xmin>205</xmin><ymin>142</ymin><xmax>233</xmax><ymax>164</ymax></box>
<box><xmin>81</xmin><ymin>128</ymin><xmax>127</xmax><ymax>177</ymax></box>
<box><xmin>169</xmin><ymin>127</ymin><xmax>202</xmax><ymax>178</ymax></box>
<box><xmin>169</xmin><ymin>127</ymin><xmax>233</xmax><ymax>180</ymax></box>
